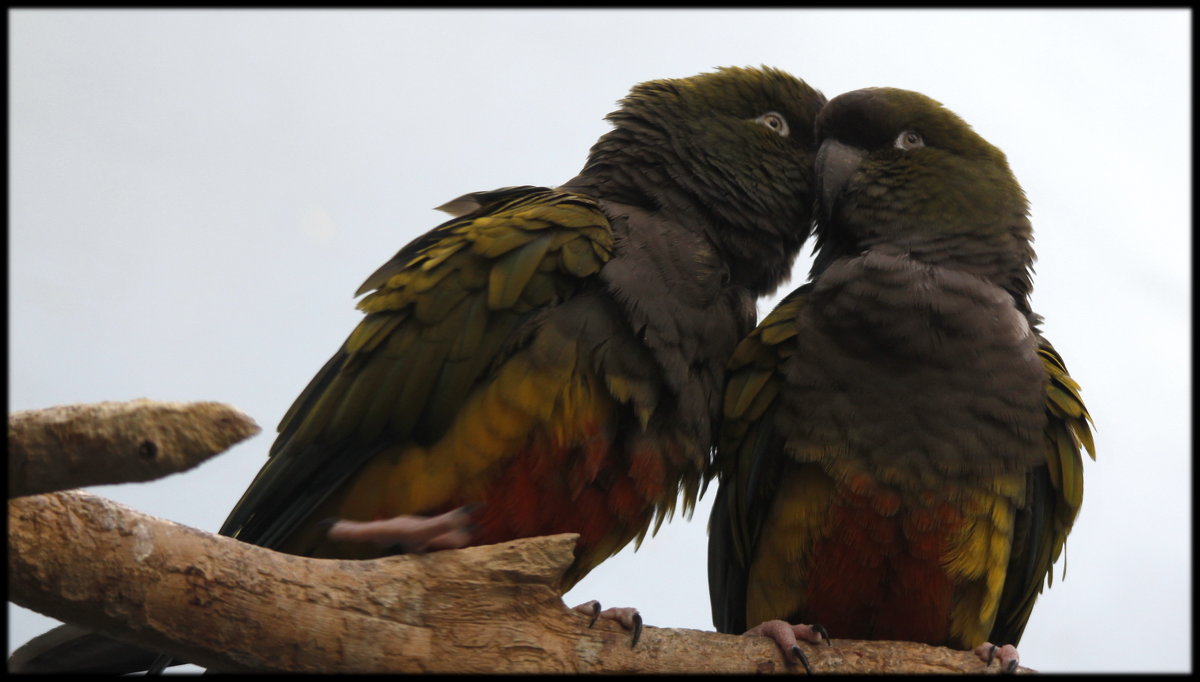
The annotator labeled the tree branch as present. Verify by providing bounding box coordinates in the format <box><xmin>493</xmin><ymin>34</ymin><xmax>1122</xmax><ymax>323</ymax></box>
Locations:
<box><xmin>8</xmin><ymin>399</ymin><xmax>260</xmax><ymax>498</ymax></box>
<box><xmin>8</xmin><ymin>490</ymin><xmax>1026</xmax><ymax>673</ymax></box>
<box><xmin>7</xmin><ymin>402</ymin><xmax>1027</xmax><ymax>673</ymax></box>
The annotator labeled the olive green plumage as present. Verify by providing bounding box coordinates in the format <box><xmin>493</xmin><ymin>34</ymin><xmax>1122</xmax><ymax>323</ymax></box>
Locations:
<box><xmin>220</xmin><ymin>67</ymin><xmax>829</xmax><ymax>568</ymax></box>
<box><xmin>709</xmin><ymin>87</ymin><xmax>1094</xmax><ymax>651</ymax></box>
<box><xmin>13</xmin><ymin>66</ymin><xmax>829</xmax><ymax>674</ymax></box>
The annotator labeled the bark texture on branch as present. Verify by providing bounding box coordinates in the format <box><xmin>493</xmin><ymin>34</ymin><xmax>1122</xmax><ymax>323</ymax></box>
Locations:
<box><xmin>8</xmin><ymin>399</ymin><xmax>260</xmax><ymax>498</ymax></box>
<box><xmin>8</xmin><ymin>491</ymin><xmax>1028</xmax><ymax>673</ymax></box>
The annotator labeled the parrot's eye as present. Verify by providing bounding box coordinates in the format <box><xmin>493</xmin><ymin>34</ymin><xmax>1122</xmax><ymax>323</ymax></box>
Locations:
<box><xmin>755</xmin><ymin>112</ymin><xmax>790</xmax><ymax>137</ymax></box>
<box><xmin>895</xmin><ymin>131</ymin><xmax>924</xmax><ymax>150</ymax></box>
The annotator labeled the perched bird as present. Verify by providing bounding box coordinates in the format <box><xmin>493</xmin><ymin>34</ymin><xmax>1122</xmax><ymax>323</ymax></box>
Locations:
<box><xmin>226</xmin><ymin>64</ymin><xmax>826</xmax><ymax>596</ymax></box>
<box><xmin>707</xmin><ymin>87</ymin><xmax>1094</xmax><ymax>673</ymax></box>
<box><xmin>11</xmin><ymin>66</ymin><xmax>827</xmax><ymax>673</ymax></box>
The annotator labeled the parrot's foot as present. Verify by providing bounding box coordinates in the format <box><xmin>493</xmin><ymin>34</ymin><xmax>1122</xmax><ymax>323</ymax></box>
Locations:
<box><xmin>974</xmin><ymin>642</ymin><xmax>1020</xmax><ymax>674</ymax></box>
<box><xmin>324</xmin><ymin>504</ymin><xmax>478</xmax><ymax>553</ymax></box>
<box><xmin>573</xmin><ymin>600</ymin><xmax>643</xmax><ymax>648</ymax></box>
<box><xmin>744</xmin><ymin>619</ymin><xmax>830</xmax><ymax>674</ymax></box>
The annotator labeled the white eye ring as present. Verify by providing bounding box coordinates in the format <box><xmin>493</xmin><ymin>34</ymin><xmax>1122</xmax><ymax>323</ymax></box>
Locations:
<box><xmin>895</xmin><ymin>130</ymin><xmax>924</xmax><ymax>150</ymax></box>
<box><xmin>755</xmin><ymin>112</ymin><xmax>789</xmax><ymax>137</ymax></box>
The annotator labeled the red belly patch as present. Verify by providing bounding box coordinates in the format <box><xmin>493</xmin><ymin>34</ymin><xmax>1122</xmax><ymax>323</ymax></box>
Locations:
<box><xmin>802</xmin><ymin>486</ymin><xmax>964</xmax><ymax>645</ymax></box>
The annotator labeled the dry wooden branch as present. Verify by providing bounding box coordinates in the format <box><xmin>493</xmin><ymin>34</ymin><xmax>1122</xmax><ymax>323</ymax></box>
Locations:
<box><xmin>7</xmin><ymin>399</ymin><xmax>260</xmax><ymax>498</ymax></box>
<box><xmin>8</xmin><ymin>490</ymin><xmax>1028</xmax><ymax>673</ymax></box>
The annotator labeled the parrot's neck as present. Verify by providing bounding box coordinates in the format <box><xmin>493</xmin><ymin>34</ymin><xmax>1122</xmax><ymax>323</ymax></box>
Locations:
<box><xmin>812</xmin><ymin>211</ymin><xmax>1036</xmax><ymax>316</ymax></box>
<box><xmin>560</xmin><ymin>168</ymin><xmax>799</xmax><ymax>297</ymax></box>
<box><xmin>811</xmin><ymin>249</ymin><xmax>1037</xmax><ymax>360</ymax></box>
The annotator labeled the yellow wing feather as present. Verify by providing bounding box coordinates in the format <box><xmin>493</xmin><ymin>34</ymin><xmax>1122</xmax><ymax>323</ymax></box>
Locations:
<box><xmin>219</xmin><ymin>187</ymin><xmax>614</xmax><ymax>551</ymax></box>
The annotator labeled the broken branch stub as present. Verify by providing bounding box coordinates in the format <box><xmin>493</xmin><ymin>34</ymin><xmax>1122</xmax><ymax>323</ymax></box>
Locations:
<box><xmin>8</xmin><ymin>399</ymin><xmax>260</xmax><ymax>498</ymax></box>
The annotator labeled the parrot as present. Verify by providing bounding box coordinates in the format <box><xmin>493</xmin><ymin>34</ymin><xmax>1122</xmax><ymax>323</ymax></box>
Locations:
<box><xmin>706</xmin><ymin>87</ymin><xmax>1094</xmax><ymax>674</ymax></box>
<box><xmin>10</xmin><ymin>66</ymin><xmax>828</xmax><ymax>673</ymax></box>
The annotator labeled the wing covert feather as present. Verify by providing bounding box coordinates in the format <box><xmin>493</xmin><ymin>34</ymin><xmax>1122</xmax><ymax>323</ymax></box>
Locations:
<box><xmin>990</xmin><ymin>340</ymin><xmax>1094</xmax><ymax>644</ymax></box>
<box><xmin>220</xmin><ymin>187</ymin><xmax>613</xmax><ymax>546</ymax></box>
<box><xmin>709</xmin><ymin>287</ymin><xmax>809</xmax><ymax>633</ymax></box>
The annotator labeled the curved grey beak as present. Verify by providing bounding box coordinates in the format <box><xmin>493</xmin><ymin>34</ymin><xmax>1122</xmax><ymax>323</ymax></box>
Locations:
<box><xmin>815</xmin><ymin>139</ymin><xmax>865</xmax><ymax>224</ymax></box>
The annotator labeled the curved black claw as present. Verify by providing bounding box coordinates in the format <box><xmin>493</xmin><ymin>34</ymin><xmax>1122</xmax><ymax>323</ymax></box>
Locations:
<box><xmin>974</xmin><ymin>642</ymin><xmax>1020</xmax><ymax>672</ymax></box>
<box><xmin>576</xmin><ymin>601</ymin><xmax>641</xmax><ymax>647</ymax></box>
<box><xmin>147</xmin><ymin>653</ymin><xmax>174</xmax><ymax>675</ymax></box>
<box><xmin>981</xmin><ymin>643</ymin><xmax>1020</xmax><ymax>673</ymax></box>
<box><xmin>812</xmin><ymin>623</ymin><xmax>832</xmax><ymax>645</ymax></box>
<box><xmin>790</xmin><ymin>645</ymin><xmax>813</xmax><ymax>675</ymax></box>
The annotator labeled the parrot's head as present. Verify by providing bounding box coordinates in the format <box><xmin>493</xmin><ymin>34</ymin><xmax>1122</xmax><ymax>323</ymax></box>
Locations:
<box><xmin>579</xmin><ymin>65</ymin><xmax>827</xmax><ymax>295</ymax></box>
<box><xmin>811</xmin><ymin>87</ymin><xmax>1035</xmax><ymax>302</ymax></box>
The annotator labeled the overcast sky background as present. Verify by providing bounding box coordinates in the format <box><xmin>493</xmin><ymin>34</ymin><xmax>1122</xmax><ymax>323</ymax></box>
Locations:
<box><xmin>9</xmin><ymin>9</ymin><xmax>1190</xmax><ymax>673</ymax></box>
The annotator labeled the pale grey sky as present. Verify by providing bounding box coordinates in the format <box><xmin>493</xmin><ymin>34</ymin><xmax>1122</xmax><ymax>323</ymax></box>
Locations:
<box><xmin>9</xmin><ymin>9</ymin><xmax>1191</xmax><ymax>673</ymax></box>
